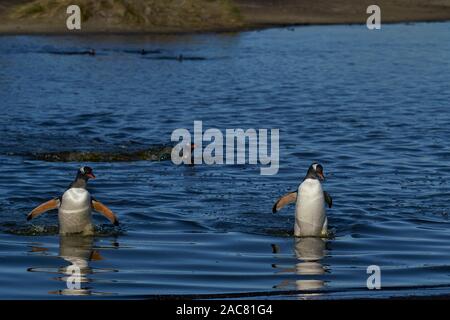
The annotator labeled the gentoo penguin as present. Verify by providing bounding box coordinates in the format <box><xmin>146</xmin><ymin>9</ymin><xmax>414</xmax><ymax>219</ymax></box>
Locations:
<box><xmin>27</xmin><ymin>166</ymin><xmax>118</xmax><ymax>235</ymax></box>
<box><xmin>272</xmin><ymin>163</ymin><xmax>332</xmax><ymax>237</ymax></box>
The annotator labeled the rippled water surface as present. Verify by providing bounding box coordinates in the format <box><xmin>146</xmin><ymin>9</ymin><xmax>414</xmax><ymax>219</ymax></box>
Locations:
<box><xmin>1</xmin><ymin>22</ymin><xmax>450</xmax><ymax>299</ymax></box>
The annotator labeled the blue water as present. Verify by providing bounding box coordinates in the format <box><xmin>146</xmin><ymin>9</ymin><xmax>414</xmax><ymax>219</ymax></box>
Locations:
<box><xmin>0</xmin><ymin>22</ymin><xmax>450</xmax><ymax>299</ymax></box>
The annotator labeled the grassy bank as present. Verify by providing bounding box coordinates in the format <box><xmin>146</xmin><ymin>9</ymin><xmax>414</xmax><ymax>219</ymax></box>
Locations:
<box><xmin>0</xmin><ymin>0</ymin><xmax>450</xmax><ymax>34</ymax></box>
<box><xmin>1</xmin><ymin>0</ymin><xmax>243</xmax><ymax>33</ymax></box>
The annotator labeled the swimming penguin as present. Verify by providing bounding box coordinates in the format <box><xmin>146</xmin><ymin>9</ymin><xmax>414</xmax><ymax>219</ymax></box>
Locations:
<box><xmin>27</xmin><ymin>166</ymin><xmax>119</xmax><ymax>235</ymax></box>
<box><xmin>272</xmin><ymin>163</ymin><xmax>332</xmax><ymax>237</ymax></box>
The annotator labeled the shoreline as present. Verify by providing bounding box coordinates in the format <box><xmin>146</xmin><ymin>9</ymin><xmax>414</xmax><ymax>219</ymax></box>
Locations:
<box><xmin>1</xmin><ymin>18</ymin><xmax>450</xmax><ymax>37</ymax></box>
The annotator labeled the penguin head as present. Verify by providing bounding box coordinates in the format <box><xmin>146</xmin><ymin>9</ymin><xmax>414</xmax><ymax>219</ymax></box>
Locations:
<box><xmin>78</xmin><ymin>166</ymin><xmax>96</xmax><ymax>180</ymax></box>
<box><xmin>306</xmin><ymin>162</ymin><xmax>325</xmax><ymax>181</ymax></box>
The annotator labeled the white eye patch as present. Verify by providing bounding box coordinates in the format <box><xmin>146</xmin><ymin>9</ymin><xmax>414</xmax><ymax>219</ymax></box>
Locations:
<box><xmin>80</xmin><ymin>167</ymin><xmax>85</xmax><ymax>174</ymax></box>
<box><xmin>312</xmin><ymin>163</ymin><xmax>318</xmax><ymax>171</ymax></box>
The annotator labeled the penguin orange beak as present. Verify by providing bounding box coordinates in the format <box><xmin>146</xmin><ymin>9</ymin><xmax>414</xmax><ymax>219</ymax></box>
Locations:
<box><xmin>87</xmin><ymin>173</ymin><xmax>96</xmax><ymax>179</ymax></box>
<box><xmin>317</xmin><ymin>171</ymin><xmax>325</xmax><ymax>181</ymax></box>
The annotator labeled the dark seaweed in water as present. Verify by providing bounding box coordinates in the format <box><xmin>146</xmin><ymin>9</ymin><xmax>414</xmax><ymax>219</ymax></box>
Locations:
<box><xmin>30</xmin><ymin>145</ymin><xmax>174</xmax><ymax>162</ymax></box>
<box><xmin>147</xmin><ymin>55</ymin><xmax>207</xmax><ymax>61</ymax></box>
<box><xmin>123</xmin><ymin>49</ymin><xmax>162</xmax><ymax>55</ymax></box>
<box><xmin>45</xmin><ymin>49</ymin><xmax>97</xmax><ymax>56</ymax></box>
<box><xmin>4</xmin><ymin>223</ymin><xmax>124</xmax><ymax>237</ymax></box>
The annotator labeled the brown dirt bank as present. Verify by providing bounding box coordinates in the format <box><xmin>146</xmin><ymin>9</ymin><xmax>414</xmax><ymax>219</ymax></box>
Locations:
<box><xmin>235</xmin><ymin>0</ymin><xmax>450</xmax><ymax>26</ymax></box>
<box><xmin>0</xmin><ymin>0</ymin><xmax>449</xmax><ymax>34</ymax></box>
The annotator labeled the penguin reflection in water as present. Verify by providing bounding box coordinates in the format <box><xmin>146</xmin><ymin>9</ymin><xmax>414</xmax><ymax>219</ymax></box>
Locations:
<box><xmin>273</xmin><ymin>163</ymin><xmax>332</xmax><ymax>237</ymax></box>
<box><xmin>55</xmin><ymin>235</ymin><xmax>102</xmax><ymax>296</ymax></box>
<box><xmin>273</xmin><ymin>237</ymin><xmax>327</xmax><ymax>292</ymax></box>
<box><xmin>27</xmin><ymin>166</ymin><xmax>119</xmax><ymax>235</ymax></box>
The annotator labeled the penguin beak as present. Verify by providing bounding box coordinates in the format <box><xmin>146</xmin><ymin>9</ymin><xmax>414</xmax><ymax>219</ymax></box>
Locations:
<box><xmin>87</xmin><ymin>173</ymin><xmax>96</xmax><ymax>179</ymax></box>
<box><xmin>317</xmin><ymin>171</ymin><xmax>325</xmax><ymax>181</ymax></box>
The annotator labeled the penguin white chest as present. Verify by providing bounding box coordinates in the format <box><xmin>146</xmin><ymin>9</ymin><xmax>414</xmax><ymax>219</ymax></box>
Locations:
<box><xmin>295</xmin><ymin>179</ymin><xmax>326</xmax><ymax>237</ymax></box>
<box><xmin>58</xmin><ymin>188</ymin><xmax>93</xmax><ymax>235</ymax></box>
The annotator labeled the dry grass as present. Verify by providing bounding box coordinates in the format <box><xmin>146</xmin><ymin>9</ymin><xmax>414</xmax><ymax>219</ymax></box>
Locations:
<box><xmin>7</xmin><ymin>0</ymin><xmax>243</xmax><ymax>30</ymax></box>
<box><xmin>2</xmin><ymin>0</ymin><xmax>450</xmax><ymax>33</ymax></box>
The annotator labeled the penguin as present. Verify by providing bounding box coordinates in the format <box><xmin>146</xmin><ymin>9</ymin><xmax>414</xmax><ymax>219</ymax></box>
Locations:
<box><xmin>272</xmin><ymin>163</ymin><xmax>332</xmax><ymax>237</ymax></box>
<box><xmin>27</xmin><ymin>166</ymin><xmax>119</xmax><ymax>235</ymax></box>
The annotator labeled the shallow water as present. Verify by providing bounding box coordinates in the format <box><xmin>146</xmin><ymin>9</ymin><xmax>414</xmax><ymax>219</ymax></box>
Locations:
<box><xmin>0</xmin><ymin>22</ymin><xmax>450</xmax><ymax>299</ymax></box>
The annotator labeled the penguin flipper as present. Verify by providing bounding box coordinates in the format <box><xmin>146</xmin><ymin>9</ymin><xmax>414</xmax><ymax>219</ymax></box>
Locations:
<box><xmin>92</xmin><ymin>199</ymin><xmax>119</xmax><ymax>226</ymax></box>
<box><xmin>324</xmin><ymin>191</ymin><xmax>332</xmax><ymax>208</ymax></box>
<box><xmin>272</xmin><ymin>192</ymin><xmax>297</xmax><ymax>213</ymax></box>
<box><xmin>89</xmin><ymin>250</ymin><xmax>103</xmax><ymax>261</ymax></box>
<box><xmin>27</xmin><ymin>198</ymin><xmax>60</xmax><ymax>221</ymax></box>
